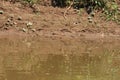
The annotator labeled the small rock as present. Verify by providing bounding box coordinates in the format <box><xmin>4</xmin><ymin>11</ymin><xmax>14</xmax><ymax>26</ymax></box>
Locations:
<box><xmin>88</xmin><ymin>19</ymin><xmax>93</xmax><ymax>23</ymax></box>
<box><xmin>0</xmin><ymin>10</ymin><xmax>4</xmax><ymax>14</ymax></box>
<box><xmin>90</xmin><ymin>12</ymin><xmax>95</xmax><ymax>17</ymax></box>
<box><xmin>27</xmin><ymin>22</ymin><xmax>33</xmax><ymax>28</ymax></box>
<box><xmin>22</xmin><ymin>28</ymin><xmax>28</xmax><ymax>32</ymax></box>
<box><xmin>13</xmin><ymin>22</ymin><xmax>17</xmax><ymax>25</ymax></box>
<box><xmin>9</xmin><ymin>22</ymin><xmax>14</xmax><ymax>26</ymax></box>
<box><xmin>7</xmin><ymin>19</ymin><xmax>11</xmax><ymax>22</ymax></box>
<box><xmin>73</xmin><ymin>22</ymin><xmax>78</xmax><ymax>25</ymax></box>
<box><xmin>88</xmin><ymin>16</ymin><xmax>93</xmax><ymax>23</ymax></box>
<box><xmin>5</xmin><ymin>22</ymin><xmax>9</xmax><ymax>26</ymax></box>
<box><xmin>17</xmin><ymin>16</ymin><xmax>22</xmax><ymax>20</ymax></box>
<box><xmin>88</xmin><ymin>16</ymin><xmax>92</xmax><ymax>20</ymax></box>
<box><xmin>4</xmin><ymin>27</ymin><xmax>9</xmax><ymax>30</ymax></box>
<box><xmin>31</xmin><ymin>29</ymin><xmax>36</xmax><ymax>32</ymax></box>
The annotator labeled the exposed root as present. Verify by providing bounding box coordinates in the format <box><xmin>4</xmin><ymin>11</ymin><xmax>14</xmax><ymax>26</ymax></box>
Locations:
<box><xmin>63</xmin><ymin>0</ymin><xmax>74</xmax><ymax>19</ymax></box>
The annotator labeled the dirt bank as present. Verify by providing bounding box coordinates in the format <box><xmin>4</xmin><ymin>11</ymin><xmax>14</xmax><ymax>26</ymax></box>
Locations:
<box><xmin>0</xmin><ymin>1</ymin><xmax>120</xmax><ymax>40</ymax></box>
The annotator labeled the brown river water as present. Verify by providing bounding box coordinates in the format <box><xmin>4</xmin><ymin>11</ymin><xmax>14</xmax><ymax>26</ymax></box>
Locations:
<box><xmin>0</xmin><ymin>37</ymin><xmax>120</xmax><ymax>80</ymax></box>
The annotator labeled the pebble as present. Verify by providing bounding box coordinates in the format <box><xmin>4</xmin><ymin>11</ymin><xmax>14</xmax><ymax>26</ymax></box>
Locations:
<box><xmin>5</xmin><ymin>22</ymin><xmax>9</xmax><ymax>26</ymax></box>
<box><xmin>31</xmin><ymin>29</ymin><xmax>36</xmax><ymax>32</ymax></box>
<box><xmin>27</xmin><ymin>22</ymin><xmax>33</xmax><ymax>27</ymax></box>
<box><xmin>88</xmin><ymin>16</ymin><xmax>92</xmax><ymax>20</ymax></box>
<box><xmin>22</xmin><ymin>28</ymin><xmax>28</xmax><ymax>32</ymax></box>
<box><xmin>88</xmin><ymin>16</ymin><xmax>93</xmax><ymax>23</ymax></box>
<box><xmin>13</xmin><ymin>22</ymin><xmax>17</xmax><ymax>25</ymax></box>
<box><xmin>90</xmin><ymin>12</ymin><xmax>95</xmax><ymax>17</ymax></box>
<box><xmin>7</xmin><ymin>18</ymin><xmax>11</xmax><ymax>22</ymax></box>
<box><xmin>0</xmin><ymin>10</ymin><xmax>4</xmax><ymax>14</ymax></box>
<box><xmin>88</xmin><ymin>19</ymin><xmax>93</xmax><ymax>23</ymax></box>
<box><xmin>17</xmin><ymin>16</ymin><xmax>22</xmax><ymax>20</ymax></box>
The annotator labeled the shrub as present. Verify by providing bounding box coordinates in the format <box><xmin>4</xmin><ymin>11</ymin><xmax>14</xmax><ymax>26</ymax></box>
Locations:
<box><xmin>53</xmin><ymin>0</ymin><xmax>119</xmax><ymax>21</ymax></box>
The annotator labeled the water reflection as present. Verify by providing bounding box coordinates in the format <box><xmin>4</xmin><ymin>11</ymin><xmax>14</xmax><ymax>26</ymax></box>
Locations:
<box><xmin>0</xmin><ymin>38</ymin><xmax>120</xmax><ymax>80</ymax></box>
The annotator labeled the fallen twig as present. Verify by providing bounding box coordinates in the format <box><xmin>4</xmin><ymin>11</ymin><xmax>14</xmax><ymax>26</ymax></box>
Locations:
<box><xmin>63</xmin><ymin>0</ymin><xmax>74</xmax><ymax>19</ymax></box>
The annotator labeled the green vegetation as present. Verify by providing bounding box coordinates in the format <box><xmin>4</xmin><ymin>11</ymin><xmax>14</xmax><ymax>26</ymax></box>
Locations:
<box><xmin>60</xmin><ymin>0</ymin><xmax>119</xmax><ymax>22</ymax></box>
<box><xmin>14</xmin><ymin>0</ymin><xmax>40</xmax><ymax>7</ymax></box>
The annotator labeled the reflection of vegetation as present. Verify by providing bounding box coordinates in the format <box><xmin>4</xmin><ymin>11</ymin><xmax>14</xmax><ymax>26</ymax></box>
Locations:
<box><xmin>30</xmin><ymin>53</ymin><xmax>120</xmax><ymax>80</ymax></box>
